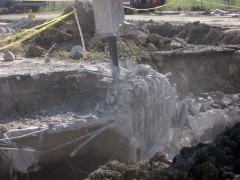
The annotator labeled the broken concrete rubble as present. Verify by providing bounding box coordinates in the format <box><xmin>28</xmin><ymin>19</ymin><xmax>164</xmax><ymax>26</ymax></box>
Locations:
<box><xmin>1</xmin><ymin>146</ymin><xmax>41</xmax><ymax>173</ymax></box>
<box><xmin>95</xmin><ymin>64</ymin><xmax>177</xmax><ymax>162</ymax></box>
<box><xmin>1</xmin><ymin>14</ymin><xmax>240</xmax><ymax>177</ymax></box>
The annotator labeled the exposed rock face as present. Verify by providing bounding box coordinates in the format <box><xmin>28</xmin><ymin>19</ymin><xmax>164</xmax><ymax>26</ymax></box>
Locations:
<box><xmin>95</xmin><ymin>64</ymin><xmax>177</xmax><ymax>162</ymax></box>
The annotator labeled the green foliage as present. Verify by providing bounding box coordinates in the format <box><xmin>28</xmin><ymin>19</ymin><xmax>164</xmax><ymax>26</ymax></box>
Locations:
<box><xmin>117</xmin><ymin>40</ymin><xmax>141</xmax><ymax>59</ymax></box>
<box><xmin>84</xmin><ymin>52</ymin><xmax>107</xmax><ymax>61</ymax></box>
<box><xmin>54</xmin><ymin>50</ymin><xmax>70</xmax><ymax>59</ymax></box>
<box><xmin>84</xmin><ymin>39</ymin><xmax>141</xmax><ymax>61</ymax></box>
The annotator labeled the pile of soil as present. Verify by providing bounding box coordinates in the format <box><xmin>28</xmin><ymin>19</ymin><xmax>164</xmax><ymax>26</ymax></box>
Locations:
<box><xmin>30</xmin><ymin>19</ymin><xmax>240</xmax><ymax>63</ymax></box>
<box><xmin>18</xmin><ymin>2</ymin><xmax>240</xmax><ymax>61</ymax></box>
<box><xmin>87</xmin><ymin>123</ymin><xmax>240</xmax><ymax>180</ymax></box>
<box><xmin>21</xmin><ymin>0</ymin><xmax>95</xmax><ymax>54</ymax></box>
<box><xmin>140</xmin><ymin>21</ymin><xmax>240</xmax><ymax>45</ymax></box>
<box><xmin>62</xmin><ymin>0</ymin><xmax>95</xmax><ymax>38</ymax></box>
<box><xmin>87</xmin><ymin>152</ymin><xmax>171</xmax><ymax>180</ymax></box>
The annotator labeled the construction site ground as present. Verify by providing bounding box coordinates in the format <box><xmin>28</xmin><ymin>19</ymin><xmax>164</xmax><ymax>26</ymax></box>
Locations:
<box><xmin>0</xmin><ymin>6</ymin><xmax>240</xmax><ymax>180</ymax></box>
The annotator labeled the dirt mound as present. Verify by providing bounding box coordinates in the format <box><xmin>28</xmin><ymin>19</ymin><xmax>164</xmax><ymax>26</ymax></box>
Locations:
<box><xmin>87</xmin><ymin>123</ymin><xmax>240</xmax><ymax>180</ymax></box>
<box><xmin>29</xmin><ymin>16</ymin><xmax>240</xmax><ymax>61</ymax></box>
<box><xmin>142</xmin><ymin>22</ymin><xmax>240</xmax><ymax>45</ymax></box>
<box><xmin>62</xmin><ymin>0</ymin><xmax>95</xmax><ymax>37</ymax></box>
<box><xmin>87</xmin><ymin>152</ymin><xmax>171</xmax><ymax>180</ymax></box>
<box><xmin>28</xmin><ymin>0</ymin><xmax>94</xmax><ymax>49</ymax></box>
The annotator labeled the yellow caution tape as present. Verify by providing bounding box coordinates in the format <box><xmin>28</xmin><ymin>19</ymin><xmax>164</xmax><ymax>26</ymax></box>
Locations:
<box><xmin>197</xmin><ymin>0</ymin><xmax>240</xmax><ymax>9</ymax></box>
<box><xmin>0</xmin><ymin>11</ymin><xmax>74</xmax><ymax>44</ymax></box>
<box><xmin>123</xmin><ymin>0</ymin><xmax>178</xmax><ymax>11</ymax></box>
<box><xmin>0</xmin><ymin>11</ymin><xmax>74</xmax><ymax>51</ymax></box>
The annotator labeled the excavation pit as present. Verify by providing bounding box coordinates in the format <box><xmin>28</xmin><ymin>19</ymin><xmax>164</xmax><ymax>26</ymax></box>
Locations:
<box><xmin>0</xmin><ymin>60</ymin><xmax>132</xmax><ymax>179</ymax></box>
<box><xmin>0</xmin><ymin>45</ymin><xmax>240</xmax><ymax>179</ymax></box>
<box><xmin>0</xmin><ymin>58</ymin><xmax>178</xmax><ymax>179</ymax></box>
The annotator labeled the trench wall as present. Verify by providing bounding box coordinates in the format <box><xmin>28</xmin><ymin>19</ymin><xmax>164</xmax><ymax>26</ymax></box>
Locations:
<box><xmin>155</xmin><ymin>50</ymin><xmax>240</xmax><ymax>97</ymax></box>
<box><xmin>0</xmin><ymin>70</ymin><xmax>108</xmax><ymax>116</ymax></box>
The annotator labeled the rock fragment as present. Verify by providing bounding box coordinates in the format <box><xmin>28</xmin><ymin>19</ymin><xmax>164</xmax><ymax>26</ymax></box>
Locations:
<box><xmin>3</xmin><ymin>51</ymin><xmax>15</xmax><ymax>61</ymax></box>
<box><xmin>70</xmin><ymin>45</ymin><xmax>84</xmax><ymax>59</ymax></box>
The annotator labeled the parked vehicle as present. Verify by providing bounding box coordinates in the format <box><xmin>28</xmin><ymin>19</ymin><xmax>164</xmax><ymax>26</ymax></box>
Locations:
<box><xmin>0</xmin><ymin>0</ymin><xmax>47</xmax><ymax>13</ymax></box>
<box><xmin>123</xmin><ymin>0</ymin><xmax>166</xmax><ymax>13</ymax></box>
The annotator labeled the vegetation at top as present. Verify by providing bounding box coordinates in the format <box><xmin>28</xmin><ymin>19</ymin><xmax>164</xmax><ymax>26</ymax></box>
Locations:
<box><xmin>165</xmin><ymin>0</ymin><xmax>240</xmax><ymax>11</ymax></box>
